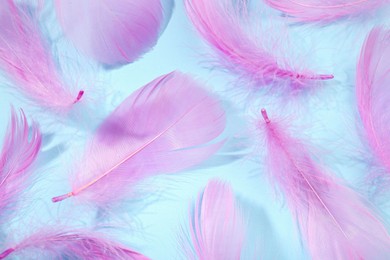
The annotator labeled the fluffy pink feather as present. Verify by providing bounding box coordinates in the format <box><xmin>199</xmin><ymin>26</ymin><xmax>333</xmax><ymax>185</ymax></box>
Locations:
<box><xmin>52</xmin><ymin>71</ymin><xmax>226</xmax><ymax>206</ymax></box>
<box><xmin>0</xmin><ymin>0</ymin><xmax>83</xmax><ymax>111</ymax></box>
<box><xmin>182</xmin><ymin>179</ymin><xmax>246</xmax><ymax>260</ymax></box>
<box><xmin>356</xmin><ymin>27</ymin><xmax>390</xmax><ymax>176</ymax></box>
<box><xmin>0</xmin><ymin>228</ymin><xmax>149</xmax><ymax>259</ymax></box>
<box><xmin>55</xmin><ymin>0</ymin><xmax>173</xmax><ymax>67</ymax></box>
<box><xmin>259</xmin><ymin>108</ymin><xmax>390</xmax><ymax>259</ymax></box>
<box><xmin>184</xmin><ymin>0</ymin><xmax>333</xmax><ymax>88</ymax></box>
<box><xmin>264</xmin><ymin>0</ymin><xmax>389</xmax><ymax>23</ymax></box>
<box><xmin>0</xmin><ymin>108</ymin><xmax>41</xmax><ymax>226</ymax></box>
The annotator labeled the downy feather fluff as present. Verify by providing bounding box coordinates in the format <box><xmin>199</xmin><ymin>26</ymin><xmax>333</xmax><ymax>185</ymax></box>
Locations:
<box><xmin>258</xmin><ymin>108</ymin><xmax>390</xmax><ymax>259</ymax></box>
<box><xmin>0</xmin><ymin>108</ymin><xmax>41</xmax><ymax>226</ymax></box>
<box><xmin>356</xmin><ymin>27</ymin><xmax>390</xmax><ymax>179</ymax></box>
<box><xmin>184</xmin><ymin>0</ymin><xmax>333</xmax><ymax>88</ymax></box>
<box><xmin>55</xmin><ymin>0</ymin><xmax>173</xmax><ymax>68</ymax></box>
<box><xmin>52</xmin><ymin>71</ymin><xmax>226</xmax><ymax>206</ymax></box>
<box><xmin>0</xmin><ymin>228</ymin><xmax>149</xmax><ymax>260</ymax></box>
<box><xmin>0</xmin><ymin>0</ymin><xmax>84</xmax><ymax>111</ymax></box>
<box><xmin>264</xmin><ymin>0</ymin><xmax>389</xmax><ymax>24</ymax></box>
<box><xmin>181</xmin><ymin>179</ymin><xmax>246</xmax><ymax>260</ymax></box>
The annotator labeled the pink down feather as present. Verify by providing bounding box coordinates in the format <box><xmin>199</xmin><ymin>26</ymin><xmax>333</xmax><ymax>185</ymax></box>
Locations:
<box><xmin>55</xmin><ymin>0</ymin><xmax>172</xmax><ymax>68</ymax></box>
<box><xmin>0</xmin><ymin>0</ymin><xmax>84</xmax><ymax>111</ymax></box>
<box><xmin>182</xmin><ymin>179</ymin><xmax>246</xmax><ymax>260</ymax></box>
<box><xmin>0</xmin><ymin>228</ymin><xmax>149</xmax><ymax>260</ymax></box>
<box><xmin>357</xmin><ymin>27</ymin><xmax>390</xmax><ymax>181</ymax></box>
<box><xmin>0</xmin><ymin>108</ymin><xmax>41</xmax><ymax>227</ymax></box>
<box><xmin>259</xmin><ymin>108</ymin><xmax>390</xmax><ymax>259</ymax></box>
<box><xmin>264</xmin><ymin>0</ymin><xmax>389</xmax><ymax>24</ymax></box>
<box><xmin>184</xmin><ymin>0</ymin><xmax>333</xmax><ymax>89</ymax></box>
<box><xmin>52</xmin><ymin>71</ymin><xmax>226</xmax><ymax>207</ymax></box>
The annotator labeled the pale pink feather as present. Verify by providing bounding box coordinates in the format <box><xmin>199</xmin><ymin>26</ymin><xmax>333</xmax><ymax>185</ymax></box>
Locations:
<box><xmin>0</xmin><ymin>0</ymin><xmax>83</xmax><ymax>111</ymax></box>
<box><xmin>0</xmin><ymin>108</ymin><xmax>41</xmax><ymax>226</ymax></box>
<box><xmin>55</xmin><ymin>0</ymin><xmax>173</xmax><ymax>67</ymax></box>
<box><xmin>356</xmin><ymin>27</ymin><xmax>390</xmax><ymax>176</ymax></box>
<box><xmin>0</xmin><ymin>228</ymin><xmax>149</xmax><ymax>259</ymax></box>
<box><xmin>182</xmin><ymin>179</ymin><xmax>246</xmax><ymax>260</ymax></box>
<box><xmin>259</xmin><ymin>108</ymin><xmax>390</xmax><ymax>259</ymax></box>
<box><xmin>264</xmin><ymin>0</ymin><xmax>389</xmax><ymax>23</ymax></box>
<box><xmin>52</xmin><ymin>71</ymin><xmax>226</xmax><ymax>206</ymax></box>
<box><xmin>184</xmin><ymin>0</ymin><xmax>333</xmax><ymax>88</ymax></box>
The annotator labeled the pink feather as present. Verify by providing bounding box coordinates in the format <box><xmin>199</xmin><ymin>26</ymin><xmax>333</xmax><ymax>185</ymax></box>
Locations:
<box><xmin>182</xmin><ymin>179</ymin><xmax>246</xmax><ymax>260</ymax></box>
<box><xmin>52</xmin><ymin>71</ymin><xmax>226</xmax><ymax>206</ymax></box>
<box><xmin>184</xmin><ymin>0</ymin><xmax>333</xmax><ymax>88</ymax></box>
<box><xmin>264</xmin><ymin>0</ymin><xmax>389</xmax><ymax>23</ymax></box>
<box><xmin>356</xmin><ymin>27</ymin><xmax>390</xmax><ymax>177</ymax></box>
<box><xmin>0</xmin><ymin>0</ymin><xmax>84</xmax><ymax>111</ymax></box>
<box><xmin>0</xmin><ymin>228</ymin><xmax>149</xmax><ymax>259</ymax></box>
<box><xmin>0</xmin><ymin>108</ymin><xmax>41</xmax><ymax>226</ymax></box>
<box><xmin>55</xmin><ymin>0</ymin><xmax>173</xmax><ymax>67</ymax></box>
<box><xmin>259</xmin><ymin>108</ymin><xmax>390</xmax><ymax>259</ymax></box>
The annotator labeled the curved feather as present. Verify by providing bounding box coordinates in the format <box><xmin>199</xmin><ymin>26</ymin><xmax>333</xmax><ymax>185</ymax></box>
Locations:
<box><xmin>357</xmin><ymin>27</ymin><xmax>390</xmax><ymax>176</ymax></box>
<box><xmin>0</xmin><ymin>108</ymin><xmax>41</xmax><ymax>226</ymax></box>
<box><xmin>182</xmin><ymin>179</ymin><xmax>245</xmax><ymax>260</ymax></box>
<box><xmin>55</xmin><ymin>0</ymin><xmax>173</xmax><ymax>68</ymax></box>
<box><xmin>264</xmin><ymin>0</ymin><xmax>389</xmax><ymax>23</ymax></box>
<box><xmin>259</xmin><ymin>108</ymin><xmax>390</xmax><ymax>259</ymax></box>
<box><xmin>52</xmin><ymin>71</ymin><xmax>226</xmax><ymax>206</ymax></box>
<box><xmin>0</xmin><ymin>228</ymin><xmax>149</xmax><ymax>260</ymax></box>
<box><xmin>0</xmin><ymin>0</ymin><xmax>84</xmax><ymax>111</ymax></box>
<box><xmin>184</xmin><ymin>0</ymin><xmax>333</xmax><ymax>88</ymax></box>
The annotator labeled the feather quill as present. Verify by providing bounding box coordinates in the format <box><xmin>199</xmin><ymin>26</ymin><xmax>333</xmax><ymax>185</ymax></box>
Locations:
<box><xmin>264</xmin><ymin>0</ymin><xmax>389</xmax><ymax>23</ymax></box>
<box><xmin>0</xmin><ymin>228</ymin><xmax>149</xmax><ymax>259</ymax></box>
<box><xmin>356</xmin><ymin>27</ymin><xmax>390</xmax><ymax>178</ymax></box>
<box><xmin>0</xmin><ymin>108</ymin><xmax>41</xmax><ymax>226</ymax></box>
<box><xmin>259</xmin><ymin>108</ymin><xmax>390</xmax><ymax>259</ymax></box>
<box><xmin>184</xmin><ymin>0</ymin><xmax>333</xmax><ymax>88</ymax></box>
<box><xmin>181</xmin><ymin>179</ymin><xmax>246</xmax><ymax>260</ymax></box>
<box><xmin>0</xmin><ymin>0</ymin><xmax>83</xmax><ymax>111</ymax></box>
<box><xmin>52</xmin><ymin>71</ymin><xmax>226</xmax><ymax>206</ymax></box>
<box><xmin>55</xmin><ymin>0</ymin><xmax>173</xmax><ymax>68</ymax></box>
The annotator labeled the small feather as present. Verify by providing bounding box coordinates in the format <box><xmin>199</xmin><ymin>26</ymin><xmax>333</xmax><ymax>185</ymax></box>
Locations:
<box><xmin>264</xmin><ymin>0</ymin><xmax>389</xmax><ymax>23</ymax></box>
<box><xmin>52</xmin><ymin>71</ymin><xmax>226</xmax><ymax>207</ymax></box>
<box><xmin>0</xmin><ymin>228</ymin><xmax>149</xmax><ymax>260</ymax></box>
<box><xmin>0</xmin><ymin>108</ymin><xmax>41</xmax><ymax>226</ymax></box>
<box><xmin>0</xmin><ymin>0</ymin><xmax>83</xmax><ymax>111</ymax></box>
<box><xmin>181</xmin><ymin>179</ymin><xmax>246</xmax><ymax>260</ymax></box>
<box><xmin>258</xmin><ymin>108</ymin><xmax>390</xmax><ymax>259</ymax></box>
<box><xmin>184</xmin><ymin>0</ymin><xmax>333</xmax><ymax>89</ymax></box>
<box><xmin>55</xmin><ymin>0</ymin><xmax>173</xmax><ymax>68</ymax></box>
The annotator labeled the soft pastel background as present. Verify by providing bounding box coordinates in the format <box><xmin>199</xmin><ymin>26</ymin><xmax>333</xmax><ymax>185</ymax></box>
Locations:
<box><xmin>1</xmin><ymin>0</ymin><xmax>390</xmax><ymax>259</ymax></box>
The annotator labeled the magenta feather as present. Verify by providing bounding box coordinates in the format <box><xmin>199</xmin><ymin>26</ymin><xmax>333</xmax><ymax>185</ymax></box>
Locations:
<box><xmin>0</xmin><ymin>108</ymin><xmax>41</xmax><ymax>226</ymax></box>
<box><xmin>259</xmin><ymin>108</ymin><xmax>390</xmax><ymax>259</ymax></box>
<box><xmin>264</xmin><ymin>0</ymin><xmax>388</xmax><ymax>23</ymax></box>
<box><xmin>184</xmin><ymin>0</ymin><xmax>333</xmax><ymax>88</ymax></box>
<box><xmin>0</xmin><ymin>228</ymin><xmax>149</xmax><ymax>260</ymax></box>
<box><xmin>182</xmin><ymin>179</ymin><xmax>245</xmax><ymax>260</ymax></box>
<box><xmin>55</xmin><ymin>0</ymin><xmax>172</xmax><ymax>68</ymax></box>
<box><xmin>0</xmin><ymin>0</ymin><xmax>84</xmax><ymax>111</ymax></box>
<box><xmin>52</xmin><ymin>71</ymin><xmax>226</xmax><ymax>206</ymax></box>
<box><xmin>356</xmin><ymin>27</ymin><xmax>390</xmax><ymax>177</ymax></box>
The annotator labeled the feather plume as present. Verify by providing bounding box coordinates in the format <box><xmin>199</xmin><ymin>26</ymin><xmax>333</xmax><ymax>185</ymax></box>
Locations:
<box><xmin>0</xmin><ymin>0</ymin><xmax>84</xmax><ymax>111</ymax></box>
<box><xmin>184</xmin><ymin>0</ymin><xmax>333</xmax><ymax>88</ymax></box>
<box><xmin>52</xmin><ymin>71</ymin><xmax>226</xmax><ymax>206</ymax></box>
<box><xmin>0</xmin><ymin>228</ymin><xmax>149</xmax><ymax>259</ymax></box>
<box><xmin>264</xmin><ymin>0</ymin><xmax>389</xmax><ymax>24</ymax></box>
<box><xmin>55</xmin><ymin>0</ymin><xmax>173</xmax><ymax>68</ymax></box>
<box><xmin>181</xmin><ymin>179</ymin><xmax>246</xmax><ymax>260</ymax></box>
<box><xmin>0</xmin><ymin>108</ymin><xmax>41</xmax><ymax>226</ymax></box>
<box><xmin>258</xmin><ymin>108</ymin><xmax>390</xmax><ymax>259</ymax></box>
<box><xmin>356</xmin><ymin>27</ymin><xmax>390</xmax><ymax>179</ymax></box>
